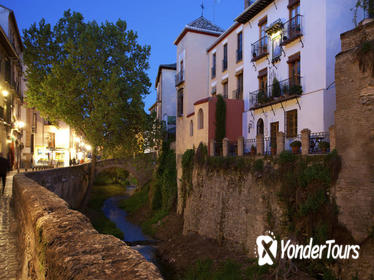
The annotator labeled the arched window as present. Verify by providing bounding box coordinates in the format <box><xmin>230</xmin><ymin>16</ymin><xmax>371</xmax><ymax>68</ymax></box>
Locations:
<box><xmin>198</xmin><ymin>109</ymin><xmax>204</xmax><ymax>129</ymax></box>
<box><xmin>190</xmin><ymin>120</ymin><xmax>193</xmax><ymax>136</ymax></box>
<box><xmin>257</xmin><ymin>118</ymin><xmax>264</xmax><ymax>135</ymax></box>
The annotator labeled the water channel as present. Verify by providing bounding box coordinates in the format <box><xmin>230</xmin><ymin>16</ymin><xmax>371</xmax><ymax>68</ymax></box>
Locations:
<box><xmin>101</xmin><ymin>186</ymin><xmax>157</xmax><ymax>262</ymax></box>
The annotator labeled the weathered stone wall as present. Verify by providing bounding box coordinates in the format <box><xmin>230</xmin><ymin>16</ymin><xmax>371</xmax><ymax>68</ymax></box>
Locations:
<box><xmin>335</xmin><ymin>20</ymin><xmax>374</xmax><ymax>243</ymax></box>
<box><xmin>13</xmin><ymin>174</ymin><xmax>162</xmax><ymax>280</ymax></box>
<box><xmin>183</xmin><ymin>167</ymin><xmax>284</xmax><ymax>257</ymax></box>
<box><xmin>25</xmin><ymin>164</ymin><xmax>90</xmax><ymax>209</ymax></box>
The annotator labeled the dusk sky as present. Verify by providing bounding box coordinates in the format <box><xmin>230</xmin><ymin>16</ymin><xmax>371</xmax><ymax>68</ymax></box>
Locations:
<box><xmin>3</xmin><ymin>0</ymin><xmax>243</xmax><ymax>113</ymax></box>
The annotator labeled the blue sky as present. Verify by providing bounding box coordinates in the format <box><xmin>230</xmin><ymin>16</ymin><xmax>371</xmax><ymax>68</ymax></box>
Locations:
<box><xmin>3</xmin><ymin>0</ymin><xmax>243</xmax><ymax>112</ymax></box>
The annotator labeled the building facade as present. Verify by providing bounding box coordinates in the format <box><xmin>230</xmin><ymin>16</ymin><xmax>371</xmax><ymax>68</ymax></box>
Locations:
<box><xmin>237</xmin><ymin>0</ymin><xmax>357</xmax><ymax>153</ymax></box>
<box><xmin>149</xmin><ymin>63</ymin><xmax>177</xmax><ymax>135</ymax></box>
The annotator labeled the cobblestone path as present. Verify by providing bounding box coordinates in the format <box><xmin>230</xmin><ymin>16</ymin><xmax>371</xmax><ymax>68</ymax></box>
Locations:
<box><xmin>0</xmin><ymin>171</ymin><xmax>19</xmax><ymax>280</ymax></box>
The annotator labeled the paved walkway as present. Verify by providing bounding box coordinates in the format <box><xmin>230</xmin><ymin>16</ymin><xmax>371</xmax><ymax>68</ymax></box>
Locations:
<box><xmin>0</xmin><ymin>171</ymin><xmax>19</xmax><ymax>280</ymax></box>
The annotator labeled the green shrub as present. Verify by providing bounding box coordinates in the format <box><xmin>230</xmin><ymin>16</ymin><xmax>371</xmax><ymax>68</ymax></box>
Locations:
<box><xmin>253</xmin><ymin>159</ymin><xmax>264</xmax><ymax>172</ymax></box>
<box><xmin>299</xmin><ymin>189</ymin><xmax>327</xmax><ymax>217</ymax></box>
<box><xmin>278</xmin><ymin>150</ymin><xmax>296</xmax><ymax>165</ymax></box>
<box><xmin>319</xmin><ymin>141</ymin><xmax>330</xmax><ymax>150</ymax></box>
<box><xmin>195</xmin><ymin>143</ymin><xmax>208</xmax><ymax>165</ymax></box>
<box><xmin>215</xmin><ymin>95</ymin><xmax>226</xmax><ymax>142</ymax></box>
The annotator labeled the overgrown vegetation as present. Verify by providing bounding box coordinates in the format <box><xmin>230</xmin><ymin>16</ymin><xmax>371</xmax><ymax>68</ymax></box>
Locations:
<box><xmin>87</xmin><ymin>171</ymin><xmax>130</xmax><ymax>239</ymax></box>
<box><xmin>119</xmin><ymin>140</ymin><xmax>177</xmax><ymax>235</ymax></box>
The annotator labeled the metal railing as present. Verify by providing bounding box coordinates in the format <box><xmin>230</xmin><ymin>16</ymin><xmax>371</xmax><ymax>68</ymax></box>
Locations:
<box><xmin>232</xmin><ymin>88</ymin><xmax>243</xmax><ymax>100</ymax></box>
<box><xmin>236</xmin><ymin>49</ymin><xmax>243</xmax><ymax>62</ymax></box>
<box><xmin>309</xmin><ymin>132</ymin><xmax>330</xmax><ymax>154</ymax></box>
<box><xmin>222</xmin><ymin>59</ymin><xmax>228</xmax><ymax>72</ymax></box>
<box><xmin>175</xmin><ymin>71</ymin><xmax>184</xmax><ymax>86</ymax></box>
<box><xmin>249</xmin><ymin>76</ymin><xmax>303</xmax><ymax>107</ymax></box>
<box><xmin>282</xmin><ymin>15</ymin><xmax>303</xmax><ymax>44</ymax></box>
<box><xmin>251</xmin><ymin>36</ymin><xmax>268</xmax><ymax>61</ymax></box>
<box><xmin>244</xmin><ymin>138</ymin><xmax>256</xmax><ymax>155</ymax></box>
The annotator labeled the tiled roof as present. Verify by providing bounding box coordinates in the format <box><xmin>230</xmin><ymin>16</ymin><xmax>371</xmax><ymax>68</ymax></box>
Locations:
<box><xmin>187</xmin><ymin>16</ymin><xmax>224</xmax><ymax>33</ymax></box>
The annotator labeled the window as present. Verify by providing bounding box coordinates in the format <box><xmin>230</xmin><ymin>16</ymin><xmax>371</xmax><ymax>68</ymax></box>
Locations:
<box><xmin>32</xmin><ymin>112</ymin><xmax>37</xmax><ymax>133</ymax></box>
<box><xmin>288</xmin><ymin>53</ymin><xmax>301</xmax><ymax>85</ymax></box>
<box><xmin>258</xmin><ymin>68</ymin><xmax>268</xmax><ymax>92</ymax></box>
<box><xmin>236</xmin><ymin>73</ymin><xmax>243</xmax><ymax>99</ymax></box>
<box><xmin>212</xmin><ymin>53</ymin><xmax>216</xmax><ymax>79</ymax></box>
<box><xmin>48</xmin><ymin>133</ymin><xmax>56</xmax><ymax>148</ymax></box>
<box><xmin>198</xmin><ymin>109</ymin><xmax>204</xmax><ymax>129</ymax></box>
<box><xmin>285</xmin><ymin>0</ymin><xmax>302</xmax><ymax>42</ymax></box>
<box><xmin>177</xmin><ymin>89</ymin><xmax>184</xmax><ymax>117</ymax></box>
<box><xmin>259</xmin><ymin>17</ymin><xmax>268</xmax><ymax>54</ymax></box>
<box><xmin>190</xmin><ymin>120</ymin><xmax>194</xmax><ymax>136</ymax></box>
<box><xmin>257</xmin><ymin>119</ymin><xmax>264</xmax><ymax>135</ymax></box>
<box><xmin>223</xmin><ymin>80</ymin><xmax>228</xmax><ymax>98</ymax></box>
<box><xmin>222</xmin><ymin>44</ymin><xmax>228</xmax><ymax>71</ymax></box>
<box><xmin>237</xmin><ymin>32</ymin><xmax>243</xmax><ymax>62</ymax></box>
<box><xmin>286</xmin><ymin>110</ymin><xmax>298</xmax><ymax>138</ymax></box>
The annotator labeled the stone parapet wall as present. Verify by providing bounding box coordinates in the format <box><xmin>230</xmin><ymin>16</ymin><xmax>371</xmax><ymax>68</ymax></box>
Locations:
<box><xmin>25</xmin><ymin>164</ymin><xmax>90</xmax><ymax>209</ymax></box>
<box><xmin>340</xmin><ymin>20</ymin><xmax>374</xmax><ymax>52</ymax></box>
<box><xmin>13</xmin><ymin>174</ymin><xmax>162</xmax><ymax>280</ymax></box>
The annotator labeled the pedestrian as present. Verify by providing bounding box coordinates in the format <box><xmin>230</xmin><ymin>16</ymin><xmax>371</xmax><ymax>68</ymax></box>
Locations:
<box><xmin>0</xmin><ymin>153</ymin><xmax>9</xmax><ymax>195</ymax></box>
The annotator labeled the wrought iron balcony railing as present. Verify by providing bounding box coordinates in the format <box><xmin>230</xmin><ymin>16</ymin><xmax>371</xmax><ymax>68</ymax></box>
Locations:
<box><xmin>233</xmin><ymin>88</ymin><xmax>243</xmax><ymax>100</ymax></box>
<box><xmin>175</xmin><ymin>71</ymin><xmax>184</xmax><ymax>86</ymax></box>
<box><xmin>282</xmin><ymin>15</ymin><xmax>303</xmax><ymax>45</ymax></box>
<box><xmin>251</xmin><ymin>36</ymin><xmax>268</xmax><ymax>61</ymax></box>
<box><xmin>249</xmin><ymin>76</ymin><xmax>303</xmax><ymax>107</ymax></box>
<box><xmin>236</xmin><ymin>48</ymin><xmax>243</xmax><ymax>62</ymax></box>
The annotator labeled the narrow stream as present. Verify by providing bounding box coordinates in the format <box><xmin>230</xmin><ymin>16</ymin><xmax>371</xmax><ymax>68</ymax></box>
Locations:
<box><xmin>101</xmin><ymin>186</ymin><xmax>157</xmax><ymax>263</ymax></box>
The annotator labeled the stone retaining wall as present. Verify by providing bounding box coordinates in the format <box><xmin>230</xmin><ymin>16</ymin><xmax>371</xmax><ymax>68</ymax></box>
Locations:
<box><xmin>13</xmin><ymin>173</ymin><xmax>162</xmax><ymax>280</ymax></box>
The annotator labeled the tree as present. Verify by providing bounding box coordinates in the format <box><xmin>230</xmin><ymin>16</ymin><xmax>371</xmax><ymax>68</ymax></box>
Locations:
<box><xmin>353</xmin><ymin>0</ymin><xmax>374</xmax><ymax>25</ymax></box>
<box><xmin>23</xmin><ymin>10</ymin><xmax>151</xmax><ymax>202</ymax></box>
<box><xmin>215</xmin><ymin>95</ymin><xmax>226</xmax><ymax>144</ymax></box>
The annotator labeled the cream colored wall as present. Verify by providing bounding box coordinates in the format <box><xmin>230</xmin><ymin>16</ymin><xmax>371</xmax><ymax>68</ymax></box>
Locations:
<box><xmin>192</xmin><ymin>102</ymin><xmax>209</xmax><ymax>148</ymax></box>
<box><xmin>176</xmin><ymin>31</ymin><xmax>219</xmax><ymax>156</ymax></box>
<box><xmin>209</xmin><ymin>25</ymin><xmax>244</xmax><ymax>99</ymax></box>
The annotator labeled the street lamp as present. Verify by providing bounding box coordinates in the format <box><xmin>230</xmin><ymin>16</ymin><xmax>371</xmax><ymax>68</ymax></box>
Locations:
<box><xmin>2</xmin><ymin>89</ymin><xmax>9</xmax><ymax>97</ymax></box>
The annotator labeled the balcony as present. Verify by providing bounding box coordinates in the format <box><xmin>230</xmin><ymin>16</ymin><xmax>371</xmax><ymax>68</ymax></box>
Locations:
<box><xmin>222</xmin><ymin>59</ymin><xmax>228</xmax><ymax>72</ymax></box>
<box><xmin>236</xmin><ymin>49</ymin><xmax>243</xmax><ymax>63</ymax></box>
<box><xmin>249</xmin><ymin>76</ymin><xmax>303</xmax><ymax>109</ymax></box>
<box><xmin>281</xmin><ymin>15</ymin><xmax>303</xmax><ymax>46</ymax></box>
<box><xmin>175</xmin><ymin>71</ymin><xmax>184</xmax><ymax>87</ymax></box>
<box><xmin>232</xmin><ymin>88</ymin><xmax>243</xmax><ymax>100</ymax></box>
<box><xmin>211</xmin><ymin>66</ymin><xmax>216</xmax><ymax>79</ymax></box>
<box><xmin>251</xmin><ymin>36</ymin><xmax>268</xmax><ymax>62</ymax></box>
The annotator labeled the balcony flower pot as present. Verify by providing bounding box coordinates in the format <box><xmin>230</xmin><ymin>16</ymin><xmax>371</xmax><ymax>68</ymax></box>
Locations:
<box><xmin>290</xmin><ymin>140</ymin><xmax>301</xmax><ymax>154</ymax></box>
<box><xmin>318</xmin><ymin>141</ymin><xmax>330</xmax><ymax>153</ymax></box>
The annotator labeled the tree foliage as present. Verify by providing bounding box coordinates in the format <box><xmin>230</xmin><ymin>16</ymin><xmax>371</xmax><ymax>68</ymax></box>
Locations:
<box><xmin>215</xmin><ymin>95</ymin><xmax>226</xmax><ymax>143</ymax></box>
<box><xmin>353</xmin><ymin>0</ymin><xmax>374</xmax><ymax>25</ymax></box>
<box><xmin>23</xmin><ymin>10</ymin><xmax>151</xmax><ymax>156</ymax></box>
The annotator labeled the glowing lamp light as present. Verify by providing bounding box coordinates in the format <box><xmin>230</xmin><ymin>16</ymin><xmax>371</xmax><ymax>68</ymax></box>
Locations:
<box><xmin>2</xmin><ymin>90</ymin><xmax>9</xmax><ymax>97</ymax></box>
<box><xmin>271</xmin><ymin>30</ymin><xmax>282</xmax><ymax>40</ymax></box>
<box><xmin>85</xmin><ymin>145</ymin><xmax>92</xmax><ymax>151</ymax></box>
<box><xmin>16</xmin><ymin>121</ymin><xmax>25</xmax><ymax>129</ymax></box>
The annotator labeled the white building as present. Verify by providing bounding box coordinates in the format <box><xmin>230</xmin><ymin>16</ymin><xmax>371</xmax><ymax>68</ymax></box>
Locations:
<box><xmin>149</xmin><ymin>63</ymin><xmax>177</xmax><ymax>135</ymax></box>
<box><xmin>236</xmin><ymin>0</ymin><xmax>358</xmax><ymax>153</ymax></box>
